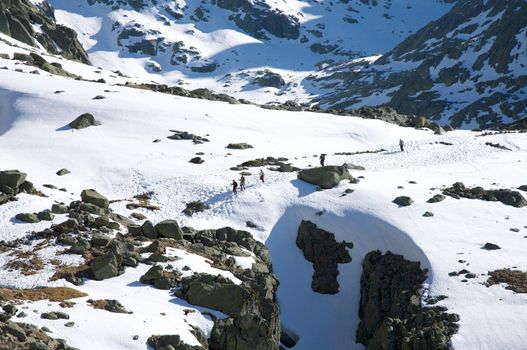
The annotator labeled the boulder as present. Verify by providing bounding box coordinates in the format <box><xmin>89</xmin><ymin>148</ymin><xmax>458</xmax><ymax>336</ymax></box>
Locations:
<box><xmin>189</xmin><ymin>157</ymin><xmax>204</xmax><ymax>164</ymax></box>
<box><xmin>56</xmin><ymin>168</ymin><xmax>71</xmax><ymax>176</ymax></box>
<box><xmin>226</xmin><ymin>143</ymin><xmax>253</xmax><ymax>150</ymax></box>
<box><xmin>139</xmin><ymin>265</ymin><xmax>181</xmax><ymax>290</ymax></box>
<box><xmin>51</xmin><ymin>203</ymin><xmax>68</xmax><ymax>214</ymax></box>
<box><xmin>427</xmin><ymin>194</ymin><xmax>445</xmax><ymax>203</ymax></box>
<box><xmin>69</xmin><ymin>113</ymin><xmax>98</xmax><ymax>129</ymax></box>
<box><xmin>37</xmin><ymin>210</ymin><xmax>54</xmax><ymax>221</ymax></box>
<box><xmin>297</xmin><ymin>165</ymin><xmax>353</xmax><ymax>189</ymax></box>
<box><xmin>393</xmin><ymin>196</ymin><xmax>414</xmax><ymax>206</ymax></box>
<box><xmin>15</xmin><ymin>213</ymin><xmax>40</xmax><ymax>223</ymax></box>
<box><xmin>91</xmin><ymin>252</ymin><xmax>121</xmax><ymax>280</ymax></box>
<box><xmin>155</xmin><ymin>219</ymin><xmax>183</xmax><ymax>239</ymax></box>
<box><xmin>141</xmin><ymin>220</ymin><xmax>158</xmax><ymax>239</ymax></box>
<box><xmin>482</xmin><ymin>242</ymin><xmax>501</xmax><ymax>250</ymax></box>
<box><xmin>0</xmin><ymin>170</ymin><xmax>27</xmax><ymax>189</ymax></box>
<box><xmin>81</xmin><ymin>189</ymin><xmax>109</xmax><ymax>209</ymax></box>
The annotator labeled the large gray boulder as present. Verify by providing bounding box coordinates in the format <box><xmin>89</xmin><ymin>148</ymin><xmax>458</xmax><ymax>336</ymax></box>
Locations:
<box><xmin>297</xmin><ymin>165</ymin><xmax>353</xmax><ymax>189</ymax></box>
<box><xmin>81</xmin><ymin>189</ymin><xmax>109</xmax><ymax>209</ymax></box>
<box><xmin>0</xmin><ymin>170</ymin><xmax>27</xmax><ymax>189</ymax></box>
<box><xmin>155</xmin><ymin>219</ymin><xmax>183</xmax><ymax>239</ymax></box>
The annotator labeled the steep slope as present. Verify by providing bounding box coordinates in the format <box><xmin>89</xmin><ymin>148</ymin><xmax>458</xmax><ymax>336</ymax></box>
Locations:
<box><xmin>0</xmin><ymin>0</ymin><xmax>90</xmax><ymax>64</ymax></box>
<box><xmin>312</xmin><ymin>0</ymin><xmax>527</xmax><ymax>129</ymax></box>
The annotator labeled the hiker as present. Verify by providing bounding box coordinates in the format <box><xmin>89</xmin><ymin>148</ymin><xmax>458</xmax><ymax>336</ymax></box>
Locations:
<box><xmin>240</xmin><ymin>175</ymin><xmax>246</xmax><ymax>191</ymax></box>
<box><xmin>232</xmin><ymin>180</ymin><xmax>238</xmax><ymax>194</ymax></box>
<box><xmin>259</xmin><ymin>169</ymin><xmax>265</xmax><ymax>183</ymax></box>
<box><xmin>320</xmin><ymin>153</ymin><xmax>326</xmax><ymax>166</ymax></box>
<box><xmin>399</xmin><ymin>139</ymin><xmax>405</xmax><ymax>152</ymax></box>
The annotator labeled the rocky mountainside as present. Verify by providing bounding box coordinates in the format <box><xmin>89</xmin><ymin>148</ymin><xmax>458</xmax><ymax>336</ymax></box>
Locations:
<box><xmin>312</xmin><ymin>0</ymin><xmax>527</xmax><ymax>128</ymax></box>
<box><xmin>0</xmin><ymin>0</ymin><xmax>89</xmax><ymax>64</ymax></box>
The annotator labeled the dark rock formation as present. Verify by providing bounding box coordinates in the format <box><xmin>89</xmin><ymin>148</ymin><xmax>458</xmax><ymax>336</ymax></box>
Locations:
<box><xmin>357</xmin><ymin>251</ymin><xmax>459</xmax><ymax>350</ymax></box>
<box><xmin>296</xmin><ymin>220</ymin><xmax>352</xmax><ymax>294</ymax></box>
<box><xmin>443</xmin><ymin>182</ymin><xmax>527</xmax><ymax>208</ymax></box>
<box><xmin>0</xmin><ymin>0</ymin><xmax>90</xmax><ymax>64</ymax></box>
<box><xmin>69</xmin><ymin>113</ymin><xmax>99</xmax><ymax>130</ymax></box>
<box><xmin>393</xmin><ymin>196</ymin><xmax>414</xmax><ymax>207</ymax></box>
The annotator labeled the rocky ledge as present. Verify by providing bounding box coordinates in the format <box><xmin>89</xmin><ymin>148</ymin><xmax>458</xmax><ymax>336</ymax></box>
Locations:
<box><xmin>357</xmin><ymin>251</ymin><xmax>459</xmax><ymax>350</ymax></box>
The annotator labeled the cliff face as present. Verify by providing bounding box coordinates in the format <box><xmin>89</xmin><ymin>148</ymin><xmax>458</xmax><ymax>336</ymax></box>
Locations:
<box><xmin>0</xmin><ymin>0</ymin><xmax>90</xmax><ymax>64</ymax></box>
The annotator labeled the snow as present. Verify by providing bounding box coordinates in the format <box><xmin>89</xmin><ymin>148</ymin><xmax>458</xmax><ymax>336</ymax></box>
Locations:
<box><xmin>0</xmin><ymin>61</ymin><xmax>527</xmax><ymax>350</ymax></box>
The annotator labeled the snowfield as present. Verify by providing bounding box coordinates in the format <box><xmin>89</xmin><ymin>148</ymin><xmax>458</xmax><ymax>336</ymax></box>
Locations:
<box><xmin>1</xmin><ymin>65</ymin><xmax>527</xmax><ymax>350</ymax></box>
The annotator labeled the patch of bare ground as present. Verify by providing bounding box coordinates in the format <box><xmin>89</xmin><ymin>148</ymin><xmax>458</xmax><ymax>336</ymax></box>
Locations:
<box><xmin>0</xmin><ymin>287</ymin><xmax>87</xmax><ymax>302</ymax></box>
<box><xmin>486</xmin><ymin>269</ymin><xmax>527</xmax><ymax>293</ymax></box>
<box><xmin>126</xmin><ymin>191</ymin><xmax>160</xmax><ymax>211</ymax></box>
<box><xmin>49</xmin><ymin>263</ymin><xmax>90</xmax><ymax>282</ymax></box>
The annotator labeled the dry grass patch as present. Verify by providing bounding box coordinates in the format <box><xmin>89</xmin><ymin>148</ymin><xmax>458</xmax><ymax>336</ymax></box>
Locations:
<box><xmin>0</xmin><ymin>287</ymin><xmax>87</xmax><ymax>302</ymax></box>
<box><xmin>487</xmin><ymin>269</ymin><xmax>527</xmax><ymax>293</ymax></box>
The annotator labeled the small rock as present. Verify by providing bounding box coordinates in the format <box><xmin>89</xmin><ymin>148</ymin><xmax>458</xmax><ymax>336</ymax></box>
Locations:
<box><xmin>56</xmin><ymin>168</ymin><xmax>71</xmax><ymax>176</ymax></box>
<box><xmin>482</xmin><ymin>242</ymin><xmax>501</xmax><ymax>250</ymax></box>
<box><xmin>422</xmin><ymin>211</ymin><xmax>434</xmax><ymax>217</ymax></box>
<box><xmin>393</xmin><ymin>196</ymin><xmax>414</xmax><ymax>207</ymax></box>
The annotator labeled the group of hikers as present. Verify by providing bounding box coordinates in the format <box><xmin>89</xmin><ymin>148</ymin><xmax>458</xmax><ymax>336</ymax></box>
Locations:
<box><xmin>230</xmin><ymin>140</ymin><xmax>406</xmax><ymax>193</ymax></box>
<box><xmin>231</xmin><ymin>169</ymin><xmax>264</xmax><ymax>194</ymax></box>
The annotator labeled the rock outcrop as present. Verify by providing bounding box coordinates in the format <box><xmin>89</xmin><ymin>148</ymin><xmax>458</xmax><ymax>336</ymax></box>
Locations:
<box><xmin>0</xmin><ymin>0</ymin><xmax>90</xmax><ymax>64</ymax></box>
<box><xmin>443</xmin><ymin>182</ymin><xmax>527</xmax><ymax>208</ymax></box>
<box><xmin>357</xmin><ymin>251</ymin><xmax>459</xmax><ymax>350</ymax></box>
<box><xmin>296</xmin><ymin>220</ymin><xmax>352</xmax><ymax>294</ymax></box>
<box><xmin>0</xmin><ymin>170</ymin><xmax>36</xmax><ymax>205</ymax></box>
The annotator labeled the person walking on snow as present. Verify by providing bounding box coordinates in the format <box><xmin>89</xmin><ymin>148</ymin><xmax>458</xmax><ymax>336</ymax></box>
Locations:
<box><xmin>240</xmin><ymin>175</ymin><xmax>246</xmax><ymax>191</ymax></box>
<box><xmin>259</xmin><ymin>169</ymin><xmax>265</xmax><ymax>183</ymax></box>
<box><xmin>232</xmin><ymin>180</ymin><xmax>238</xmax><ymax>194</ymax></box>
<box><xmin>320</xmin><ymin>153</ymin><xmax>326</xmax><ymax>166</ymax></box>
<box><xmin>399</xmin><ymin>139</ymin><xmax>405</xmax><ymax>152</ymax></box>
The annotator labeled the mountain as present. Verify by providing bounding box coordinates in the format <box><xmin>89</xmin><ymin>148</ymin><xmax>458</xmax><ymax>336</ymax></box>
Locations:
<box><xmin>311</xmin><ymin>0</ymin><xmax>527</xmax><ymax>128</ymax></box>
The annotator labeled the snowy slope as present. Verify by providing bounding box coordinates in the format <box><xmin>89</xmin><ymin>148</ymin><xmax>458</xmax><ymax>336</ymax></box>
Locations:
<box><xmin>39</xmin><ymin>0</ymin><xmax>454</xmax><ymax>104</ymax></box>
<box><xmin>1</xmin><ymin>67</ymin><xmax>527</xmax><ymax>349</ymax></box>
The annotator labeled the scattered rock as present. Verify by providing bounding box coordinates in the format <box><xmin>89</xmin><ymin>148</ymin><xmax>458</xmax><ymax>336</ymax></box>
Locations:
<box><xmin>393</xmin><ymin>196</ymin><xmax>414</xmax><ymax>207</ymax></box>
<box><xmin>482</xmin><ymin>242</ymin><xmax>501</xmax><ymax>250</ymax></box>
<box><xmin>423</xmin><ymin>211</ymin><xmax>434</xmax><ymax>217</ymax></box>
<box><xmin>443</xmin><ymin>182</ymin><xmax>527</xmax><ymax>208</ymax></box>
<box><xmin>56</xmin><ymin>168</ymin><xmax>70</xmax><ymax>176</ymax></box>
<box><xmin>15</xmin><ymin>213</ymin><xmax>40</xmax><ymax>223</ymax></box>
<box><xmin>69</xmin><ymin>113</ymin><xmax>98</xmax><ymax>129</ymax></box>
<box><xmin>182</xmin><ymin>201</ymin><xmax>209</xmax><ymax>216</ymax></box>
<box><xmin>427</xmin><ymin>194</ymin><xmax>445</xmax><ymax>203</ymax></box>
<box><xmin>189</xmin><ymin>157</ymin><xmax>204</xmax><ymax>164</ymax></box>
<box><xmin>226</xmin><ymin>143</ymin><xmax>253</xmax><ymax>150</ymax></box>
<box><xmin>87</xmin><ymin>299</ymin><xmax>132</xmax><ymax>314</ymax></box>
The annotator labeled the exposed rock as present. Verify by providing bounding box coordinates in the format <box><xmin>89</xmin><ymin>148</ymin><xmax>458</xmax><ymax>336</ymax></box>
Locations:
<box><xmin>69</xmin><ymin>113</ymin><xmax>98</xmax><ymax>130</ymax></box>
<box><xmin>482</xmin><ymin>242</ymin><xmax>501</xmax><ymax>250</ymax></box>
<box><xmin>253</xmin><ymin>70</ymin><xmax>285</xmax><ymax>88</ymax></box>
<box><xmin>357</xmin><ymin>251</ymin><xmax>459</xmax><ymax>349</ymax></box>
<box><xmin>15</xmin><ymin>212</ymin><xmax>40</xmax><ymax>223</ymax></box>
<box><xmin>87</xmin><ymin>299</ymin><xmax>132</xmax><ymax>314</ymax></box>
<box><xmin>227</xmin><ymin>143</ymin><xmax>253</xmax><ymax>150</ymax></box>
<box><xmin>392</xmin><ymin>196</ymin><xmax>414</xmax><ymax>207</ymax></box>
<box><xmin>147</xmin><ymin>334</ymin><xmax>203</xmax><ymax>350</ymax></box>
<box><xmin>298</xmin><ymin>165</ymin><xmax>354</xmax><ymax>189</ymax></box>
<box><xmin>155</xmin><ymin>219</ymin><xmax>183</xmax><ymax>239</ymax></box>
<box><xmin>80</xmin><ymin>189</ymin><xmax>109</xmax><ymax>209</ymax></box>
<box><xmin>427</xmin><ymin>194</ymin><xmax>446</xmax><ymax>203</ymax></box>
<box><xmin>90</xmin><ymin>251</ymin><xmax>121</xmax><ymax>280</ymax></box>
<box><xmin>423</xmin><ymin>211</ymin><xmax>434</xmax><ymax>217</ymax></box>
<box><xmin>296</xmin><ymin>220</ymin><xmax>352</xmax><ymax>294</ymax></box>
<box><xmin>56</xmin><ymin>168</ymin><xmax>70</xmax><ymax>176</ymax></box>
<box><xmin>0</xmin><ymin>0</ymin><xmax>90</xmax><ymax>64</ymax></box>
<box><xmin>0</xmin><ymin>170</ymin><xmax>27</xmax><ymax>189</ymax></box>
<box><xmin>51</xmin><ymin>204</ymin><xmax>68</xmax><ymax>214</ymax></box>
<box><xmin>139</xmin><ymin>265</ymin><xmax>181</xmax><ymax>290</ymax></box>
<box><xmin>182</xmin><ymin>201</ymin><xmax>209</xmax><ymax>216</ymax></box>
<box><xmin>443</xmin><ymin>182</ymin><xmax>527</xmax><ymax>208</ymax></box>
<box><xmin>189</xmin><ymin>157</ymin><xmax>204</xmax><ymax>164</ymax></box>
